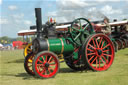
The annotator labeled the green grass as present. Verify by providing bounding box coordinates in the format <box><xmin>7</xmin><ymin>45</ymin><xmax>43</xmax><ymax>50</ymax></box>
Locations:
<box><xmin>0</xmin><ymin>49</ymin><xmax>128</xmax><ymax>85</ymax></box>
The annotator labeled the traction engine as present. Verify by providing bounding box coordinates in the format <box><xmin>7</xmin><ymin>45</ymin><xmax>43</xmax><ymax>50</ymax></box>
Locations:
<box><xmin>24</xmin><ymin>8</ymin><xmax>119</xmax><ymax>78</ymax></box>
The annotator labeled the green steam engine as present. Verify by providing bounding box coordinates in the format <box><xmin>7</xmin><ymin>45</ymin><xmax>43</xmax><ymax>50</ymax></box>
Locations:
<box><xmin>24</xmin><ymin>8</ymin><xmax>127</xmax><ymax>79</ymax></box>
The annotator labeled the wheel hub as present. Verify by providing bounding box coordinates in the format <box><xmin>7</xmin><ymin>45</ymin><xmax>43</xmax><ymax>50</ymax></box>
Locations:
<box><xmin>97</xmin><ymin>49</ymin><xmax>102</xmax><ymax>56</ymax></box>
<box><xmin>45</xmin><ymin>63</ymin><xmax>49</xmax><ymax>68</ymax></box>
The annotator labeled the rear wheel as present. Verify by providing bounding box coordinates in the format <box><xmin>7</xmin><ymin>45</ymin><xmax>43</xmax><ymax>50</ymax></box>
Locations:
<box><xmin>113</xmin><ymin>41</ymin><xmax>118</xmax><ymax>52</ymax></box>
<box><xmin>121</xmin><ymin>39</ymin><xmax>127</xmax><ymax>49</ymax></box>
<box><xmin>82</xmin><ymin>34</ymin><xmax>115</xmax><ymax>71</ymax></box>
<box><xmin>24</xmin><ymin>52</ymin><xmax>35</xmax><ymax>76</ymax></box>
<box><xmin>24</xmin><ymin>43</ymin><xmax>32</xmax><ymax>57</ymax></box>
<box><xmin>32</xmin><ymin>51</ymin><xmax>60</xmax><ymax>78</ymax></box>
<box><xmin>115</xmin><ymin>39</ymin><xmax>123</xmax><ymax>50</ymax></box>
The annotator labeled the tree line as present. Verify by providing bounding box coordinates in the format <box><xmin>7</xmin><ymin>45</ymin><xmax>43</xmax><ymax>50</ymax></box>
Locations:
<box><xmin>0</xmin><ymin>36</ymin><xmax>23</xmax><ymax>44</ymax></box>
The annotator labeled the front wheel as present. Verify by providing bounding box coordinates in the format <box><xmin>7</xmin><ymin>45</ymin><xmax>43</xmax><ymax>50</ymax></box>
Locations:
<box><xmin>32</xmin><ymin>51</ymin><xmax>60</xmax><ymax>78</ymax></box>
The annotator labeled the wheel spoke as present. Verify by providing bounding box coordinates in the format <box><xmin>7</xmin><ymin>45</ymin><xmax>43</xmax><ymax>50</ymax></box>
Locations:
<box><xmin>103</xmin><ymin>44</ymin><xmax>110</xmax><ymax>49</ymax></box>
<box><xmin>72</xmin><ymin>27</ymin><xmax>80</xmax><ymax>32</ymax></box>
<box><xmin>101</xmin><ymin>40</ymin><xmax>105</xmax><ymax>48</ymax></box>
<box><xmin>100</xmin><ymin>57</ymin><xmax>106</xmax><ymax>65</ymax></box>
<box><xmin>45</xmin><ymin>56</ymin><xmax>47</xmax><ymax>62</ymax></box>
<box><xmin>28</xmin><ymin>62</ymin><xmax>32</xmax><ymax>63</ymax></box>
<box><xmin>41</xmin><ymin>56</ymin><xmax>45</xmax><ymax>62</ymax></box>
<box><xmin>99</xmin><ymin>37</ymin><xmax>103</xmax><ymax>48</ymax></box>
<box><xmin>87</xmin><ymin>53</ymin><xmax>95</xmax><ymax>56</ymax></box>
<box><xmin>38</xmin><ymin>59</ymin><xmax>43</xmax><ymax>63</ymax></box>
<box><xmin>28</xmin><ymin>65</ymin><xmax>32</xmax><ymax>67</ymax></box>
<box><xmin>49</xmin><ymin>59</ymin><xmax>55</xmax><ymax>64</ymax></box>
<box><xmin>88</xmin><ymin>44</ymin><xmax>96</xmax><ymax>49</ymax></box>
<box><xmin>48</xmin><ymin>68</ymin><xmax>52</xmax><ymax>74</ymax></box>
<box><xmin>96</xmin><ymin>38</ymin><xmax>99</xmax><ymax>48</ymax></box>
<box><xmin>103</xmin><ymin>53</ymin><xmax>112</xmax><ymax>57</ymax></box>
<box><xmin>87</xmin><ymin>48</ymin><xmax>94</xmax><ymax>52</ymax></box>
<box><xmin>49</xmin><ymin>63</ymin><xmax>56</xmax><ymax>66</ymax></box>
<box><xmin>88</xmin><ymin>55</ymin><xmax>94</xmax><ymax>63</ymax></box>
<box><xmin>37</xmin><ymin>65</ymin><xmax>41</xmax><ymax>71</ymax></box>
<box><xmin>74</xmin><ymin>33</ymin><xmax>81</xmax><ymax>41</ymax></box>
<box><xmin>48</xmin><ymin>56</ymin><xmax>52</xmax><ymax>63</ymax></box>
<box><xmin>40</xmin><ymin>68</ymin><xmax>45</xmax><ymax>74</ymax></box>
<box><xmin>83</xmin><ymin>23</ymin><xmax>89</xmax><ymax>30</ymax></box>
<box><xmin>37</xmin><ymin>64</ymin><xmax>43</xmax><ymax>67</ymax></box>
<box><xmin>44</xmin><ymin>69</ymin><xmax>47</xmax><ymax>75</ymax></box>
<box><xmin>84</xmin><ymin>32</ymin><xmax>90</xmax><ymax>35</ymax></box>
<box><xmin>27</xmin><ymin>48</ymin><xmax>32</xmax><ymax>51</ymax></box>
<box><xmin>91</xmin><ymin>56</ymin><xmax>97</xmax><ymax>64</ymax></box>
<box><xmin>92</xmin><ymin>38</ymin><xmax>96</xmax><ymax>48</ymax></box>
<box><xmin>102</xmin><ymin>55</ymin><xmax>108</xmax><ymax>63</ymax></box>
<box><xmin>49</xmin><ymin>67</ymin><xmax>54</xmax><ymax>72</ymax></box>
<box><xmin>103</xmin><ymin>50</ymin><xmax>109</xmax><ymax>53</ymax></box>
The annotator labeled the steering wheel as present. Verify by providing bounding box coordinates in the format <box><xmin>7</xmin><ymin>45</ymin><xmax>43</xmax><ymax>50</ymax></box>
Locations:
<box><xmin>69</xmin><ymin>18</ymin><xmax>94</xmax><ymax>46</ymax></box>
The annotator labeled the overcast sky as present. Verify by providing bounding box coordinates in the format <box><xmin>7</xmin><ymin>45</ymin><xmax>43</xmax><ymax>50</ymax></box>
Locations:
<box><xmin>0</xmin><ymin>0</ymin><xmax>128</xmax><ymax>38</ymax></box>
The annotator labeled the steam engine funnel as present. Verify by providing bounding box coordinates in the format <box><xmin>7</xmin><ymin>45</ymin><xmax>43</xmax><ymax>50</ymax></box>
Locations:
<box><xmin>35</xmin><ymin>8</ymin><xmax>43</xmax><ymax>38</ymax></box>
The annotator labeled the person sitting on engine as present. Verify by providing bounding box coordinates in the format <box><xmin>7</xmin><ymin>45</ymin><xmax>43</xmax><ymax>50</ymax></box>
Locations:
<box><xmin>101</xmin><ymin>18</ymin><xmax>111</xmax><ymax>35</ymax></box>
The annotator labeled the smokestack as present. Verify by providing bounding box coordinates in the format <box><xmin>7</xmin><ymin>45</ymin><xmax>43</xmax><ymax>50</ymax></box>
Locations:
<box><xmin>35</xmin><ymin>8</ymin><xmax>42</xmax><ymax>38</ymax></box>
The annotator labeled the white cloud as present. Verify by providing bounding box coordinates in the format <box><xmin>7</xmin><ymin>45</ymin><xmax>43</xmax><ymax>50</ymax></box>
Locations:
<box><xmin>0</xmin><ymin>18</ymin><xmax>9</xmax><ymax>24</ymax></box>
<box><xmin>101</xmin><ymin>5</ymin><xmax>122</xmax><ymax>15</ymax></box>
<box><xmin>0</xmin><ymin>0</ymin><xmax>2</xmax><ymax>5</ymax></box>
<box><xmin>58</xmin><ymin>0</ymin><xmax>127</xmax><ymax>1</ymax></box>
<box><xmin>24</xmin><ymin>20</ymin><xmax>32</xmax><ymax>25</ymax></box>
<box><xmin>56</xmin><ymin>17</ymin><xmax>69</xmax><ymax>22</ymax></box>
<box><xmin>11</xmin><ymin>13</ymin><xmax>24</xmax><ymax>19</ymax></box>
<box><xmin>54</xmin><ymin>0</ymin><xmax>95</xmax><ymax>22</ymax></box>
<box><xmin>88</xmin><ymin>7</ymin><xmax>97</xmax><ymax>12</ymax></box>
<box><xmin>8</xmin><ymin>5</ymin><xmax>18</xmax><ymax>10</ymax></box>
<box><xmin>47</xmin><ymin>11</ymin><xmax>57</xmax><ymax>17</ymax></box>
<box><xmin>57</xmin><ymin>0</ymin><xmax>95</xmax><ymax>10</ymax></box>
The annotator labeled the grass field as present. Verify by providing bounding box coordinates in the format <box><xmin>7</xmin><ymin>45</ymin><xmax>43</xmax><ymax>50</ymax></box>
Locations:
<box><xmin>0</xmin><ymin>49</ymin><xmax>128</xmax><ymax>85</ymax></box>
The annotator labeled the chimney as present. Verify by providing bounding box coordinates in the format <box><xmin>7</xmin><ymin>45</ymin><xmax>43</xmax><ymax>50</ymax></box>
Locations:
<box><xmin>35</xmin><ymin>8</ymin><xmax>43</xmax><ymax>38</ymax></box>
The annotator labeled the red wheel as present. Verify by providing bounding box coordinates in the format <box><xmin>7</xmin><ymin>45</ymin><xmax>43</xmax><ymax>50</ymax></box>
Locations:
<box><xmin>113</xmin><ymin>41</ymin><xmax>118</xmax><ymax>52</ymax></box>
<box><xmin>24</xmin><ymin>52</ymin><xmax>35</xmax><ymax>76</ymax></box>
<box><xmin>32</xmin><ymin>51</ymin><xmax>59</xmax><ymax>78</ymax></box>
<box><xmin>127</xmin><ymin>40</ymin><xmax>128</xmax><ymax>47</ymax></box>
<box><xmin>121</xmin><ymin>39</ymin><xmax>127</xmax><ymax>49</ymax></box>
<box><xmin>115</xmin><ymin>39</ymin><xmax>123</xmax><ymax>50</ymax></box>
<box><xmin>82</xmin><ymin>34</ymin><xmax>115</xmax><ymax>71</ymax></box>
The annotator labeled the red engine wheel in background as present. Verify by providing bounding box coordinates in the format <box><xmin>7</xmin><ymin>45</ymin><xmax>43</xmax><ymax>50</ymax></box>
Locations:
<box><xmin>121</xmin><ymin>39</ymin><xmax>127</xmax><ymax>49</ymax></box>
<box><xmin>127</xmin><ymin>40</ymin><xmax>128</xmax><ymax>47</ymax></box>
<box><xmin>113</xmin><ymin>41</ymin><xmax>118</xmax><ymax>52</ymax></box>
<box><xmin>115</xmin><ymin>39</ymin><xmax>123</xmax><ymax>50</ymax></box>
<box><xmin>82</xmin><ymin>34</ymin><xmax>115</xmax><ymax>71</ymax></box>
<box><xmin>32</xmin><ymin>51</ymin><xmax>59</xmax><ymax>78</ymax></box>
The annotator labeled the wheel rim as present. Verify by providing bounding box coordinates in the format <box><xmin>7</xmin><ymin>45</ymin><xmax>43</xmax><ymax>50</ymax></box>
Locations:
<box><xmin>127</xmin><ymin>40</ymin><xmax>128</xmax><ymax>47</ymax></box>
<box><xmin>24</xmin><ymin>43</ymin><xmax>32</xmax><ymax>57</ymax></box>
<box><xmin>25</xmin><ymin>53</ymin><xmax>35</xmax><ymax>75</ymax></box>
<box><xmin>115</xmin><ymin>39</ymin><xmax>122</xmax><ymax>50</ymax></box>
<box><xmin>85</xmin><ymin>34</ymin><xmax>114</xmax><ymax>71</ymax></box>
<box><xmin>113</xmin><ymin>41</ymin><xmax>118</xmax><ymax>52</ymax></box>
<box><xmin>121</xmin><ymin>39</ymin><xmax>127</xmax><ymax>49</ymax></box>
<box><xmin>35</xmin><ymin>53</ymin><xmax>59</xmax><ymax>78</ymax></box>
